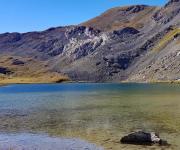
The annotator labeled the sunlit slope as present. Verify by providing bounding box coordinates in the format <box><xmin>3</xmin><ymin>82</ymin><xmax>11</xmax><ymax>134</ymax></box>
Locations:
<box><xmin>0</xmin><ymin>0</ymin><xmax>179</xmax><ymax>83</ymax></box>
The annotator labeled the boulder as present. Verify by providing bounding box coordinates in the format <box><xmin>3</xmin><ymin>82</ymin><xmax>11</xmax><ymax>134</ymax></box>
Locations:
<box><xmin>12</xmin><ymin>59</ymin><xmax>25</xmax><ymax>65</ymax></box>
<box><xmin>120</xmin><ymin>131</ymin><xmax>169</xmax><ymax>146</ymax></box>
<box><xmin>0</xmin><ymin>67</ymin><xmax>12</xmax><ymax>75</ymax></box>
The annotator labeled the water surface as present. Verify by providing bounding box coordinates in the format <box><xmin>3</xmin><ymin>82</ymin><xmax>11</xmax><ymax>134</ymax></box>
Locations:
<box><xmin>0</xmin><ymin>83</ymin><xmax>180</xmax><ymax>150</ymax></box>
<box><xmin>0</xmin><ymin>133</ymin><xmax>102</xmax><ymax>150</ymax></box>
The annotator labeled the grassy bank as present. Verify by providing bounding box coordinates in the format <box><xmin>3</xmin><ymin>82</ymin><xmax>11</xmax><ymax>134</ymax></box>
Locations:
<box><xmin>1</xmin><ymin>75</ymin><xmax>179</xmax><ymax>85</ymax></box>
<box><xmin>0</xmin><ymin>73</ymin><xmax>70</xmax><ymax>85</ymax></box>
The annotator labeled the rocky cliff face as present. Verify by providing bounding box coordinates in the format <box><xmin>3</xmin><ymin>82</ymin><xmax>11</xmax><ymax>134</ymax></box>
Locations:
<box><xmin>0</xmin><ymin>0</ymin><xmax>180</xmax><ymax>82</ymax></box>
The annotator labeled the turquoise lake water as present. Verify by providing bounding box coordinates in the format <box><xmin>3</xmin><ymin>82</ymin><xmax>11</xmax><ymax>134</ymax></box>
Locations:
<box><xmin>0</xmin><ymin>83</ymin><xmax>180</xmax><ymax>150</ymax></box>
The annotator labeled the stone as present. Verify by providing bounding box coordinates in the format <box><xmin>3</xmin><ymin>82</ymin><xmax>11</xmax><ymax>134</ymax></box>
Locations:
<box><xmin>0</xmin><ymin>67</ymin><xmax>12</xmax><ymax>75</ymax></box>
<box><xmin>12</xmin><ymin>59</ymin><xmax>25</xmax><ymax>65</ymax></box>
<box><xmin>120</xmin><ymin>131</ymin><xmax>169</xmax><ymax>146</ymax></box>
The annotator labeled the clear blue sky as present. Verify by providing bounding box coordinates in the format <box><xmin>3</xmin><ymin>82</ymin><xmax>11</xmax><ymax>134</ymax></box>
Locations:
<box><xmin>0</xmin><ymin>0</ymin><xmax>167</xmax><ymax>33</ymax></box>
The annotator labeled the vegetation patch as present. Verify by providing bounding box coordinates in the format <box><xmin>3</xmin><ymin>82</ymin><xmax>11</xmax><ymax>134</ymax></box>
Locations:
<box><xmin>152</xmin><ymin>28</ymin><xmax>180</xmax><ymax>52</ymax></box>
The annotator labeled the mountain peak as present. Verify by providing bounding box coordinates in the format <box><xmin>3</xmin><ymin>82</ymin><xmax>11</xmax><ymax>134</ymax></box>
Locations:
<box><xmin>165</xmin><ymin>0</ymin><xmax>180</xmax><ymax>7</ymax></box>
<box><xmin>0</xmin><ymin>2</ymin><xmax>180</xmax><ymax>83</ymax></box>
<box><xmin>121</xmin><ymin>5</ymin><xmax>149</xmax><ymax>13</ymax></box>
<box><xmin>82</xmin><ymin>5</ymin><xmax>156</xmax><ymax>31</ymax></box>
<box><xmin>168</xmin><ymin>0</ymin><xmax>180</xmax><ymax>3</ymax></box>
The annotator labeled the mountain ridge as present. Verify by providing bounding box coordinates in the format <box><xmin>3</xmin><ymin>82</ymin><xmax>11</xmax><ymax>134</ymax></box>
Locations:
<box><xmin>0</xmin><ymin>0</ymin><xmax>179</xmax><ymax>83</ymax></box>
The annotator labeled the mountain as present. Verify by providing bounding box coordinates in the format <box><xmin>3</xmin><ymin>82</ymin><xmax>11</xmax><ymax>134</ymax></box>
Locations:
<box><xmin>82</xmin><ymin>5</ymin><xmax>157</xmax><ymax>31</ymax></box>
<box><xmin>0</xmin><ymin>0</ymin><xmax>179</xmax><ymax>83</ymax></box>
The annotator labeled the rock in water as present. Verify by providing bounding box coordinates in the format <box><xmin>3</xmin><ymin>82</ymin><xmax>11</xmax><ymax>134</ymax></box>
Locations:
<box><xmin>120</xmin><ymin>131</ymin><xmax>169</xmax><ymax>146</ymax></box>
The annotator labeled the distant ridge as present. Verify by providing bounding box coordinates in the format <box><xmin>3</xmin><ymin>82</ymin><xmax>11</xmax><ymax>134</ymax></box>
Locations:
<box><xmin>0</xmin><ymin>0</ymin><xmax>179</xmax><ymax>83</ymax></box>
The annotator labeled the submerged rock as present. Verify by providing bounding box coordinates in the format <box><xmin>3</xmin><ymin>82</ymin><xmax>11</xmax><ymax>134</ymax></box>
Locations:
<box><xmin>120</xmin><ymin>131</ymin><xmax>169</xmax><ymax>146</ymax></box>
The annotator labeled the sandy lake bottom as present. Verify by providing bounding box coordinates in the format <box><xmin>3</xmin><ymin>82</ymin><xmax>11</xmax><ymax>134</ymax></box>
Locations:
<box><xmin>0</xmin><ymin>83</ymin><xmax>180</xmax><ymax>150</ymax></box>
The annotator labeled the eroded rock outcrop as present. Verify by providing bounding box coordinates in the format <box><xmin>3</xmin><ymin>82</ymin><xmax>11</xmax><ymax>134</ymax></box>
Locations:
<box><xmin>0</xmin><ymin>67</ymin><xmax>12</xmax><ymax>75</ymax></box>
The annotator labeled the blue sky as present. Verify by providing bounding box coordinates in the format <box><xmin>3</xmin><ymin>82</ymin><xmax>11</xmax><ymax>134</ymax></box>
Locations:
<box><xmin>0</xmin><ymin>0</ymin><xmax>167</xmax><ymax>33</ymax></box>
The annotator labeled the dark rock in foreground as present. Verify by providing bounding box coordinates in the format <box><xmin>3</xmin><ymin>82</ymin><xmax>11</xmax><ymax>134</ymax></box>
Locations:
<box><xmin>120</xmin><ymin>131</ymin><xmax>169</xmax><ymax>146</ymax></box>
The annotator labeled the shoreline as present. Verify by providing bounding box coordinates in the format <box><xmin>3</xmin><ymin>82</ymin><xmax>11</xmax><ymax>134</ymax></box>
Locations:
<box><xmin>0</xmin><ymin>80</ymin><xmax>180</xmax><ymax>86</ymax></box>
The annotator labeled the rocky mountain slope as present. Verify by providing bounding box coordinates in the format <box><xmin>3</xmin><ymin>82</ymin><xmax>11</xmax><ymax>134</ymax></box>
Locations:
<box><xmin>0</xmin><ymin>0</ymin><xmax>179</xmax><ymax>83</ymax></box>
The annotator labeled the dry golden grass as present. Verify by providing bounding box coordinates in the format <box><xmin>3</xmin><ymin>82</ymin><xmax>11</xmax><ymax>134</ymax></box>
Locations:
<box><xmin>148</xmin><ymin>79</ymin><xmax>180</xmax><ymax>84</ymax></box>
<box><xmin>176</xmin><ymin>38</ymin><xmax>180</xmax><ymax>45</ymax></box>
<box><xmin>0</xmin><ymin>73</ymin><xmax>70</xmax><ymax>84</ymax></box>
<box><xmin>152</xmin><ymin>28</ymin><xmax>180</xmax><ymax>52</ymax></box>
<box><xmin>0</xmin><ymin>55</ymin><xmax>70</xmax><ymax>84</ymax></box>
<box><xmin>82</xmin><ymin>6</ymin><xmax>156</xmax><ymax>31</ymax></box>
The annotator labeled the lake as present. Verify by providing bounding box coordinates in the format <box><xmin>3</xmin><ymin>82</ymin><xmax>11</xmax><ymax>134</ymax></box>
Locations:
<box><xmin>0</xmin><ymin>83</ymin><xmax>180</xmax><ymax>150</ymax></box>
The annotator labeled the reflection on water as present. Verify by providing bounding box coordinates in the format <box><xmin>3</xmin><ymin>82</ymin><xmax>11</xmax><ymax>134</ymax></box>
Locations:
<box><xmin>0</xmin><ymin>83</ymin><xmax>180</xmax><ymax>150</ymax></box>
